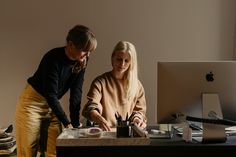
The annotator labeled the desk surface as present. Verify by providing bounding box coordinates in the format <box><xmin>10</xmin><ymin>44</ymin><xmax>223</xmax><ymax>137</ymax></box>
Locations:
<box><xmin>57</xmin><ymin>127</ymin><xmax>150</xmax><ymax>146</ymax></box>
<box><xmin>56</xmin><ymin>125</ymin><xmax>236</xmax><ymax>157</ymax></box>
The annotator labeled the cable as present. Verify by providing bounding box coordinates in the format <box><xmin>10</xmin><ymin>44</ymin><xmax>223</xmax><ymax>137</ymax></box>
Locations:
<box><xmin>186</xmin><ymin>116</ymin><xmax>236</xmax><ymax>126</ymax></box>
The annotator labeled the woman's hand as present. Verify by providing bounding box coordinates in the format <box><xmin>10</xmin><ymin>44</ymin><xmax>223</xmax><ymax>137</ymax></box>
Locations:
<box><xmin>132</xmin><ymin>117</ymin><xmax>146</xmax><ymax>129</ymax></box>
<box><xmin>65</xmin><ymin>123</ymin><xmax>73</xmax><ymax>128</ymax></box>
<box><xmin>90</xmin><ymin>110</ymin><xmax>111</xmax><ymax>131</ymax></box>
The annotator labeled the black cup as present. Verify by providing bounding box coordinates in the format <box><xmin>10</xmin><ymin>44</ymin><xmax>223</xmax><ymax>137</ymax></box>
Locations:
<box><xmin>116</xmin><ymin>121</ymin><xmax>131</xmax><ymax>137</ymax></box>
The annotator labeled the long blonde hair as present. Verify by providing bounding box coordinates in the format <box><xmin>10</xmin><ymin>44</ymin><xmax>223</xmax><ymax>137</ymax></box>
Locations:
<box><xmin>112</xmin><ymin>41</ymin><xmax>139</xmax><ymax>101</ymax></box>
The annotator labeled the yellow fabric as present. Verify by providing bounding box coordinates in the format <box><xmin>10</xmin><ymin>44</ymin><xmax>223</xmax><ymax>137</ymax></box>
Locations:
<box><xmin>15</xmin><ymin>84</ymin><xmax>62</xmax><ymax>157</ymax></box>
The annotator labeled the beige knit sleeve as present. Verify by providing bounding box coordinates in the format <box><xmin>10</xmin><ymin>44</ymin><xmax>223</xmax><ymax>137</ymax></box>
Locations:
<box><xmin>130</xmin><ymin>81</ymin><xmax>147</xmax><ymax>123</ymax></box>
<box><xmin>82</xmin><ymin>78</ymin><xmax>103</xmax><ymax>120</ymax></box>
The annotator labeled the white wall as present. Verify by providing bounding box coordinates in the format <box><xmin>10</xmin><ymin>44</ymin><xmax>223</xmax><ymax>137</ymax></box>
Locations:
<box><xmin>0</xmin><ymin>0</ymin><xmax>236</xmax><ymax>130</ymax></box>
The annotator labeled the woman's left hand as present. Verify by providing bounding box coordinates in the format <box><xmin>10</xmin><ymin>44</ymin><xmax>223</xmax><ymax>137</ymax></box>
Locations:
<box><xmin>132</xmin><ymin>117</ymin><xmax>146</xmax><ymax>129</ymax></box>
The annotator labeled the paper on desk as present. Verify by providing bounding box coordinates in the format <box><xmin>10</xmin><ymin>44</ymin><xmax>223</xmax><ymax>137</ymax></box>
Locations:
<box><xmin>225</xmin><ymin>126</ymin><xmax>236</xmax><ymax>136</ymax></box>
<box><xmin>192</xmin><ymin>137</ymin><xmax>202</xmax><ymax>143</ymax></box>
<box><xmin>225</xmin><ymin>126</ymin><xmax>236</xmax><ymax>131</ymax></box>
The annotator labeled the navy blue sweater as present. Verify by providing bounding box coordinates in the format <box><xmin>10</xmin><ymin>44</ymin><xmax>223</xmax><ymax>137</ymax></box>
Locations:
<box><xmin>28</xmin><ymin>47</ymin><xmax>85</xmax><ymax>127</ymax></box>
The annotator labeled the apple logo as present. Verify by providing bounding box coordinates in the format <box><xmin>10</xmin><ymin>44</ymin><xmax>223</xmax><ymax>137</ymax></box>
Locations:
<box><xmin>205</xmin><ymin>71</ymin><xmax>214</xmax><ymax>82</ymax></box>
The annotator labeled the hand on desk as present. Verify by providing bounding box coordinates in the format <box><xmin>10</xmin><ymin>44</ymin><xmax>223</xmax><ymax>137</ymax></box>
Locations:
<box><xmin>132</xmin><ymin>117</ymin><xmax>146</xmax><ymax>129</ymax></box>
<box><xmin>65</xmin><ymin>124</ymin><xmax>73</xmax><ymax>129</ymax></box>
<box><xmin>90</xmin><ymin>110</ymin><xmax>111</xmax><ymax>131</ymax></box>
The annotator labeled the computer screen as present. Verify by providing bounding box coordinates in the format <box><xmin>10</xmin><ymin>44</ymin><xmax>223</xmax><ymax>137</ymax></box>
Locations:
<box><xmin>157</xmin><ymin>61</ymin><xmax>236</xmax><ymax>124</ymax></box>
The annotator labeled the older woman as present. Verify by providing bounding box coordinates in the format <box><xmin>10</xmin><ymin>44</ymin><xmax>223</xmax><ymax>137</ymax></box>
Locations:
<box><xmin>15</xmin><ymin>25</ymin><xmax>97</xmax><ymax>157</ymax></box>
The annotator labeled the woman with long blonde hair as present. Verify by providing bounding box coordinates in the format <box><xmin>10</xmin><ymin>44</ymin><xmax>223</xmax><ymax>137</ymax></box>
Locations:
<box><xmin>82</xmin><ymin>41</ymin><xmax>147</xmax><ymax>131</ymax></box>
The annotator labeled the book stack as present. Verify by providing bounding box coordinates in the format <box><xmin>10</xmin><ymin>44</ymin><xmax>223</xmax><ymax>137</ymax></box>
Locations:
<box><xmin>0</xmin><ymin>125</ymin><xmax>16</xmax><ymax>155</ymax></box>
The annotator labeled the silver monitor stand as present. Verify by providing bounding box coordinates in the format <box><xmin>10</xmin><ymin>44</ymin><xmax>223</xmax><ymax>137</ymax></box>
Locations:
<box><xmin>202</xmin><ymin>93</ymin><xmax>227</xmax><ymax>143</ymax></box>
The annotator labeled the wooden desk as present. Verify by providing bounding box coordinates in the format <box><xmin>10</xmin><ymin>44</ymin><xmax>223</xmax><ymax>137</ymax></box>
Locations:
<box><xmin>56</xmin><ymin>126</ymin><xmax>236</xmax><ymax>157</ymax></box>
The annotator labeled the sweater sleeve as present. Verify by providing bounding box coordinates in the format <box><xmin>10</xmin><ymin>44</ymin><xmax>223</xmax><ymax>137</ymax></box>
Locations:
<box><xmin>82</xmin><ymin>78</ymin><xmax>103</xmax><ymax>120</ymax></box>
<box><xmin>130</xmin><ymin>81</ymin><xmax>147</xmax><ymax>123</ymax></box>
<box><xmin>69</xmin><ymin>69</ymin><xmax>85</xmax><ymax>127</ymax></box>
<box><xmin>43</xmin><ymin>62</ymin><xmax>70</xmax><ymax>127</ymax></box>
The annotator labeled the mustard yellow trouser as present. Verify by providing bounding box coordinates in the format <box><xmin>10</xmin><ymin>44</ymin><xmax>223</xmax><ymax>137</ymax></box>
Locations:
<box><xmin>15</xmin><ymin>84</ymin><xmax>62</xmax><ymax>157</ymax></box>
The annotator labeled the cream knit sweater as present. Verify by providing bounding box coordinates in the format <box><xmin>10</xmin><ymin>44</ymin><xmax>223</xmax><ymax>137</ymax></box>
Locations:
<box><xmin>82</xmin><ymin>71</ymin><xmax>147</xmax><ymax>127</ymax></box>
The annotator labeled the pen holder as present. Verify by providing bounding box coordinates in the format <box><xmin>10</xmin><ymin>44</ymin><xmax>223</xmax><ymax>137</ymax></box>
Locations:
<box><xmin>116</xmin><ymin>120</ymin><xmax>131</xmax><ymax>138</ymax></box>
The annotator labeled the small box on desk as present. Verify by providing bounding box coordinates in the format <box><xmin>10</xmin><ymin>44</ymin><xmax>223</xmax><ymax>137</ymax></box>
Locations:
<box><xmin>147</xmin><ymin>124</ymin><xmax>174</xmax><ymax>139</ymax></box>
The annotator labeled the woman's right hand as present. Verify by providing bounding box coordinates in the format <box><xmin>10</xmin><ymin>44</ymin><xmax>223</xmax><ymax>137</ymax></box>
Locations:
<box><xmin>90</xmin><ymin>110</ymin><xmax>111</xmax><ymax>131</ymax></box>
<box><xmin>65</xmin><ymin>123</ymin><xmax>73</xmax><ymax>128</ymax></box>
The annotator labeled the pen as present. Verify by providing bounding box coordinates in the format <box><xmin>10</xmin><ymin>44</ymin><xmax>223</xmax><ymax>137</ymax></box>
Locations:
<box><xmin>115</xmin><ymin>111</ymin><xmax>122</xmax><ymax>125</ymax></box>
<box><xmin>125</xmin><ymin>112</ymin><xmax>129</xmax><ymax>121</ymax></box>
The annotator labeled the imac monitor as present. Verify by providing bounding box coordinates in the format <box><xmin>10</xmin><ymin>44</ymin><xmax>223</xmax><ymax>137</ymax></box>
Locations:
<box><xmin>157</xmin><ymin>61</ymin><xmax>236</xmax><ymax>124</ymax></box>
